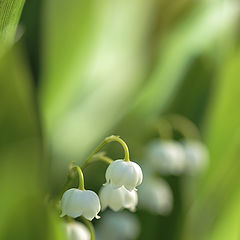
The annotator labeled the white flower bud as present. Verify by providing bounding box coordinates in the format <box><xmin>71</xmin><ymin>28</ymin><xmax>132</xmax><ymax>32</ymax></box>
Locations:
<box><xmin>182</xmin><ymin>140</ymin><xmax>209</xmax><ymax>175</ymax></box>
<box><xmin>138</xmin><ymin>177</ymin><xmax>173</xmax><ymax>215</ymax></box>
<box><xmin>146</xmin><ymin>140</ymin><xmax>186</xmax><ymax>175</ymax></box>
<box><xmin>99</xmin><ymin>183</ymin><xmax>138</xmax><ymax>212</ymax></box>
<box><xmin>66</xmin><ymin>222</ymin><xmax>90</xmax><ymax>240</ymax></box>
<box><xmin>61</xmin><ymin>188</ymin><xmax>101</xmax><ymax>221</ymax></box>
<box><xmin>105</xmin><ymin>160</ymin><xmax>143</xmax><ymax>191</ymax></box>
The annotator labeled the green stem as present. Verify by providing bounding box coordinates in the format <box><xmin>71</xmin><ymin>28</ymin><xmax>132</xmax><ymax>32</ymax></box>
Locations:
<box><xmin>81</xmin><ymin>217</ymin><xmax>95</xmax><ymax>240</ymax></box>
<box><xmin>72</xmin><ymin>165</ymin><xmax>85</xmax><ymax>190</ymax></box>
<box><xmin>81</xmin><ymin>135</ymin><xmax>130</xmax><ymax>168</ymax></box>
<box><xmin>91</xmin><ymin>153</ymin><xmax>113</xmax><ymax>165</ymax></box>
<box><xmin>154</xmin><ymin>118</ymin><xmax>173</xmax><ymax>139</ymax></box>
<box><xmin>167</xmin><ymin>114</ymin><xmax>201</xmax><ymax>140</ymax></box>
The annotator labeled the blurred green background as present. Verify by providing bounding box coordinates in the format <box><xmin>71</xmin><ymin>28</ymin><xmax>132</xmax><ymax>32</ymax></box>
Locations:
<box><xmin>0</xmin><ymin>0</ymin><xmax>240</xmax><ymax>239</ymax></box>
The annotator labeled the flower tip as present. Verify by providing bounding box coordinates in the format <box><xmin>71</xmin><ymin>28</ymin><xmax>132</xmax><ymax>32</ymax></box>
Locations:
<box><xmin>96</xmin><ymin>215</ymin><xmax>101</xmax><ymax>219</ymax></box>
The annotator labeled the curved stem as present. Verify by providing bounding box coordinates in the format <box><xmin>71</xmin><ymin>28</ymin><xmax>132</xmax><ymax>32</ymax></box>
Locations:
<box><xmin>91</xmin><ymin>153</ymin><xmax>113</xmax><ymax>165</ymax></box>
<box><xmin>81</xmin><ymin>153</ymin><xmax>113</xmax><ymax>169</ymax></box>
<box><xmin>167</xmin><ymin>114</ymin><xmax>201</xmax><ymax>140</ymax></box>
<box><xmin>105</xmin><ymin>135</ymin><xmax>130</xmax><ymax>162</ymax></box>
<box><xmin>81</xmin><ymin>135</ymin><xmax>130</xmax><ymax>168</ymax></box>
<box><xmin>72</xmin><ymin>165</ymin><xmax>85</xmax><ymax>190</ymax></box>
<box><xmin>81</xmin><ymin>217</ymin><xmax>95</xmax><ymax>240</ymax></box>
<box><xmin>154</xmin><ymin>118</ymin><xmax>173</xmax><ymax>139</ymax></box>
<box><xmin>96</xmin><ymin>155</ymin><xmax>113</xmax><ymax>165</ymax></box>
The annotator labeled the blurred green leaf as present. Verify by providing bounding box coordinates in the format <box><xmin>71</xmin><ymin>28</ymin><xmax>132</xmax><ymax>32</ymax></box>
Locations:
<box><xmin>40</xmin><ymin>0</ymin><xmax>156</xmax><ymax>175</ymax></box>
<box><xmin>0</xmin><ymin>48</ymin><xmax>66</xmax><ymax>240</ymax></box>
<box><xmin>182</xmin><ymin>48</ymin><xmax>240</xmax><ymax>240</ymax></box>
<box><xmin>133</xmin><ymin>0</ymin><xmax>239</xmax><ymax>117</ymax></box>
<box><xmin>0</xmin><ymin>0</ymin><xmax>25</xmax><ymax>52</ymax></box>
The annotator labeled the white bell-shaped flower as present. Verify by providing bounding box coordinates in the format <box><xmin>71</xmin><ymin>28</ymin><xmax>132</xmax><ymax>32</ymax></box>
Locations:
<box><xmin>61</xmin><ymin>188</ymin><xmax>101</xmax><ymax>220</ymax></box>
<box><xmin>182</xmin><ymin>140</ymin><xmax>209</xmax><ymax>175</ymax></box>
<box><xmin>146</xmin><ymin>140</ymin><xmax>186</xmax><ymax>175</ymax></box>
<box><xmin>105</xmin><ymin>160</ymin><xmax>143</xmax><ymax>191</ymax></box>
<box><xmin>66</xmin><ymin>222</ymin><xmax>90</xmax><ymax>240</ymax></box>
<box><xmin>138</xmin><ymin>176</ymin><xmax>173</xmax><ymax>215</ymax></box>
<box><xmin>99</xmin><ymin>183</ymin><xmax>138</xmax><ymax>212</ymax></box>
<box><xmin>138</xmin><ymin>177</ymin><xmax>173</xmax><ymax>215</ymax></box>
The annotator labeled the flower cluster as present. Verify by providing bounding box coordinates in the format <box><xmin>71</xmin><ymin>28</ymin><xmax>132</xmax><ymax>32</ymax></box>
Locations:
<box><xmin>137</xmin><ymin>116</ymin><xmax>209</xmax><ymax>216</ymax></box>
<box><xmin>60</xmin><ymin>135</ymin><xmax>143</xmax><ymax>227</ymax></box>
<box><xmin>99</xmin><ymin>160</ymin><xmax>142</xmax><ymax>212</ymax></box>
<box><xmin>146</xmin><ymin>139</ymin><xmax>209</xmax><ymax>176</ymax></box>
<box><xmin>60</xmin><ymin>159</ymin><xmax>143</xmax><ymax>221</ymax></box>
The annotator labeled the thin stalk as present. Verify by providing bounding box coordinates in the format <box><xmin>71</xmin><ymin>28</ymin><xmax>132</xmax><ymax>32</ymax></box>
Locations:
<box><xmin>167</xmin><ymin>114</ymin><xmax>201</xmax><ymax>140</ymax></box>
<box><xmin>89</xmin><ymin>153</ymin><xmax>113</xmax><ymax>166</ymax></box>
<box><xmin>72</xmin><ymin>165</ymin><xmax>85</xmax><ymax>190</ymax></box>
<box><xmin>81</xmin><ymin>217</ymin><xmax>95</xmax><ymax>240</ymax></box>
<box><xmin>81</xmin><ymin>135</ymin><xmax>130</xmax><ymax>168</ymax></box>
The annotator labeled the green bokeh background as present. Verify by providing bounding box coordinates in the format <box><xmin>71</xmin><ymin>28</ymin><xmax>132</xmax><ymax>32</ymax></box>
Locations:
<box><xmin>0</xmin><ymin>0</ymin><xmax>240</xmax><ymax>239</ymax></box>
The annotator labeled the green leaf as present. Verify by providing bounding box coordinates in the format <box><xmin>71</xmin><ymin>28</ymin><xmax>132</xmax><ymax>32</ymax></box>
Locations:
<box><xmin>0</xmin><ymin>0</ymin><xmax>25</xmax><ymax>52</ymax></box>
<box><xmin>133</xmin><ymin>0</ymin><xmax>239</xmax><ymax>117</ymax></box>
<box><xmin>182</xmin><ymin>48</ymin><xmax>240</xmax><ymax>240</ymax></box>
<box><xmin>0</xmin><ymin>47</ymin><xmax>66</xmax><ymax>240</ymax></box>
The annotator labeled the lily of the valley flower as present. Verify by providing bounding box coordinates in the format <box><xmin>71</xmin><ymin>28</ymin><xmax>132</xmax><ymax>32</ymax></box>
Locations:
<box><xmin>146</xmin><ymin>140</ymin><xmax>186</xmax><ymax>175</ymax></box>
<box><xmin>66</xmin><ymin>222</ymin><xmax>90</xmax><ymax>240</ymax></box>
<box><xmin>61</xmin><ymin>188</ymin><xmax>101</xmax><ymax>220</ymax></box>
<box><xmin>99</xmin><ymin>183</ymin><xmax>138</xmax><ymax>212</ymax></box>
<box><xmin>182</xmin><ymin>140</ymin><xmax>209</xmax><ymax>175</ymax></box>
<box><xmin>105</xmin><ymin>160</ymin><xmax>143</xmax><ymax>191</ymax></box>
<box><xmin>138</xmin><ymin>177</ymin><xmax>173</xmax><ymax>215</ymax></box>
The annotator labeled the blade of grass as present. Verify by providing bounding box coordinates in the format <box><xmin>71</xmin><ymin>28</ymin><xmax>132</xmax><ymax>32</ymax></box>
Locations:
<box><xmin>0</xmin><ymin>0</ymin><xmax>25</xmax><ymax>51</ymax></box>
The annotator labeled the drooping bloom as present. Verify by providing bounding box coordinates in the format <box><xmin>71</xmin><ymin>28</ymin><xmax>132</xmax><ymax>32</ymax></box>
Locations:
<box><xmin>138</xmin><ymin>177</ymin><xmax>173</xmax><ymax>215</ymax></box>
<box><xmin>61</xmin><ymin>188</ymin><xmax>101</xmax><ymax>220</ymax></box>
<box><xmin>146</xmin><ymin>140</ymin><xmax>186</xmax><ymax>175</ymax></box>
<box><xmin>66</xmin><ymin>222</ymin><xmax>90</xmax><ymax>240</ymax></box>
<box><xmin>99</xmin><ymin>183</ymin><xmax>138</xmax><ymax>212</ymax></box>
<box><xmin>105</xmin><ymin>160</ymin><xmax>143</xmax><ymax>191</ymax></box>
<box><xmin>182</xmin><ymin>140</ymin><xmax>209</xmax><ymax>175</ymax></box>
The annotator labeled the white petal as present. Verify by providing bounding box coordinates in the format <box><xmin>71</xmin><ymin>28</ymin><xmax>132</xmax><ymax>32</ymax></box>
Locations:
<box><xmin>99</xmin><ymin>184</ymin><xmax>126</xmax><ymax>211</ymax></box>
<box><xmin>61</xmin><ymin>189</ymin><xmax>83</xmax><ymax>218</ymax></box>
<box><xmin>109</xmin><ymin>188</ymin><xmax>125</xmax><ymax>211</ymax></box>
<box><xmin>132</xmin><ymin>162</ymin><xmax>143</xmax><ymax>186</ymax></box>
<box><xmin>80</xmin><ymin>190</ymin><xmax>101</xmax><ymax>220</ymax></box>
<box><xmin>60</xmin><ymin>188</ymin><xmax>100</xmax><ymax>220</ymax></box>
<box><xmin>105</xmin><ymin>159</ymin><xmax>143</xmax><ymax>191</ymax></box>
<box><xmin>122</xmin><ymin>168</ymin><xmax>137</xmax><ymax>191</ymax></box>
<box><xmin>123</xmin><ymin>189</ymin><xmax>138</xmax><ymax>211</ymax></box>
<box><xmin>108</xmin><ymin>160</ymin><xmax>128</xmax><ymax>188</ymax></box>
<box><xmin>105</xmin><ymin>160</ymin><xmax>124</xmax><ymax>184</ymax></box>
